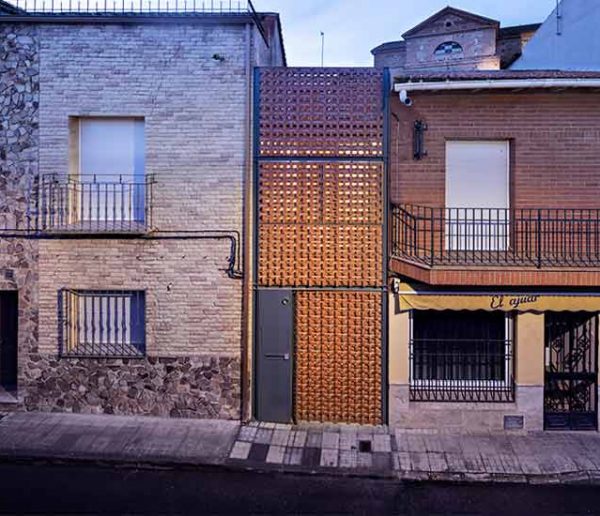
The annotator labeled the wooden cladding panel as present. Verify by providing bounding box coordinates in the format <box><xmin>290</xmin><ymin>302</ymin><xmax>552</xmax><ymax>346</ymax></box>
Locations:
<box><xmin>295</xmin><ymin>291</ymin><xmax>383</xmax><ymax>425</ymax></box>
<box><xmin>259</xmin><ymin>68</ymin><xmax>384</xmax><ymax>158</ymax></box>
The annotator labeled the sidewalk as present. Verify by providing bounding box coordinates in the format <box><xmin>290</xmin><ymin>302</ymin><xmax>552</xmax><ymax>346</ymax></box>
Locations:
<box><xmin>2</xmin><ymin>412</ymin><xmax>600</xmax><ymax>484</ymax></box>
<box><xmin>228</xmin><ymin>421</ymin><xmax>600</xmax><ymax>484</ymax></box>
<box><xmin>0</xmin><ymin>412</ymin><xmax>238</xmax><ymax>467</ymax></box>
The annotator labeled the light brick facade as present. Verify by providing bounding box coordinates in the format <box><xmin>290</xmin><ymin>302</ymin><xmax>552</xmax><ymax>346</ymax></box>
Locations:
<box><xmin>0</xmin><ymin>15</ymin><xmax>284</xmax><ymax>417</ymax></box>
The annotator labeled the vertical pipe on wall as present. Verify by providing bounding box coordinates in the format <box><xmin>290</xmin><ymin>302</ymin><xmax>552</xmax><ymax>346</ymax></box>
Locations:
<box><xmin>241</xmin><ymin>22</ymin><xmax>253</xmax><ymax>422</ymax></box>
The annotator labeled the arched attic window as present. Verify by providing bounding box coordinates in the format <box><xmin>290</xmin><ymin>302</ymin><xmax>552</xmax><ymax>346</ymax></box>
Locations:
<box><xmin>434</xmin><ymin>41</ymin><xmax>464</xmax><ymax>58</ymax></box>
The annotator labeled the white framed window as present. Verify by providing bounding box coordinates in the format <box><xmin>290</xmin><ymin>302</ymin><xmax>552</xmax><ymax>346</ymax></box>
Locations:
<box><xmin>445</xmin><ymin>140</ymin><xmax>510</xmax><ymax>252</ymax></box>
<box><xmin>74</xmin><ymin>118</ymin><xmax>145</xmax><ymax>224</ymax></box>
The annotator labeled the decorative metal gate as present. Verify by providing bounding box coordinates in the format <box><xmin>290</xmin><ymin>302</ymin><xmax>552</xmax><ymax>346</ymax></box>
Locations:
<box><xmin>254</xmin><ymin>68</ymin><xmax>388</xmax><ymax>425</ymax></box>
<box><xmin>544</xmin><ymin>312</ymin><xmax>598</xmax><ymax>431</ymax></box>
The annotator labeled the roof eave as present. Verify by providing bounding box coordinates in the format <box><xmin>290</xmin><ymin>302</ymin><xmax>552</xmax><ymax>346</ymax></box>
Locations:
<box><xmin>393</xmin><ymin>77</ymin><xmax>600</xmax><ymax>92</ymax></box>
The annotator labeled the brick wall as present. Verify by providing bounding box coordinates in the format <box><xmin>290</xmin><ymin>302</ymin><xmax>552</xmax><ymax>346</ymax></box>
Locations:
<box><xmin>0</xmin><ymin>17</ymin><xmax>283</xmax><ymax>418</ymax></box>
<box><xmin>38</xmin><ymin>23</ymin><xmax>248</xmax><ymax>222</ymax></box>
<box><xmin>391</xmin><ymin>90</ymin><xmax>600</xmax><ymax>208</ymax></box>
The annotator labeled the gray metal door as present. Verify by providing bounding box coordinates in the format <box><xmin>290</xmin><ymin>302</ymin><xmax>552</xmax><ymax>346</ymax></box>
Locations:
<box><xmin>256</xmin><ymin>289</ymin><xmax>293</xmax><ymax>423</ymax></box>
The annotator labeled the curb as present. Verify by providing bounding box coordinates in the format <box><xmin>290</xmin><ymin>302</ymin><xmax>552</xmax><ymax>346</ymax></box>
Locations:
<box><xmin>2</xmin><ymin>450</ymin><xmax>600</xmax><ymax>486</ymax></box>
<box><xmin>395</xmin><ymin>469</ymin><xmax>600</xmax><ymax>486</ymax></box>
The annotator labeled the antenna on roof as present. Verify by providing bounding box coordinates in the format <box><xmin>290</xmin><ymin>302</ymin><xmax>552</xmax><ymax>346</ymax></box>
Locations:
<box><xmin>556</xmin><ymin>0</ymin><xmax>562</xmax><ymax>35</ymax></box>
<box><xmin>320</xmin><ymin>31</ymin><xmax>325</xmax><ymax>67</ymax></box>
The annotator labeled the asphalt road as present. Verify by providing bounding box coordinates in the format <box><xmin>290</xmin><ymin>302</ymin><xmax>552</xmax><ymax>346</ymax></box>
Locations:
<box><xmin>0</xmin><ymin>462</ymin><xmax>599</xmax><ymax>515</ymax></box>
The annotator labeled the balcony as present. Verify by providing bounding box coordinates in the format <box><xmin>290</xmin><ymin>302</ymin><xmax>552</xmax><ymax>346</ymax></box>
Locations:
<box><xmin>391</xmin><ymin>204</ymin><xmax>600</xmax><ymax>269</ymax></box>
<box><xmin>33</xmin><ymin>174</ymin><xmax>154</xmax><ymax>234</ymax></box>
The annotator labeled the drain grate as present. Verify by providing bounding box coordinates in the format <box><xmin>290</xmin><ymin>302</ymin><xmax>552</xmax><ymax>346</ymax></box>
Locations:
<box><xmin>358</xmin><ymin>440</ymin><xmax>372</xmax><ymax>453</ymax></box>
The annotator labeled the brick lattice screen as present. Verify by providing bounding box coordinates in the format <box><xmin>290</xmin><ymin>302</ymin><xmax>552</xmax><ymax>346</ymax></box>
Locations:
<box><xmin>258</xmin><ymin>68</ymin><xmax>384</xmax><ymax>158</ymax></box>
<box><xmin>295</xmin><ymin>291</ymin><xmax>383</xmax><ymax>424</ymax></box>
<box><xmin>258</xmin><ymin>161</ymin><xmax>383</xmax><ymax>287</ymax></box>
<box><xmin>257</xmin><ymin>68</ymin><xmax>385</xmax><ymax>425</ymax></box>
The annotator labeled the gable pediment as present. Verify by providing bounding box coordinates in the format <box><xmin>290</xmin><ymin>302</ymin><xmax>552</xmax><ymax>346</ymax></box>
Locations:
<box><xmin>403</xmin><ymin>6</ymin><xmax>499</xmax><ymax>39</ymax></box>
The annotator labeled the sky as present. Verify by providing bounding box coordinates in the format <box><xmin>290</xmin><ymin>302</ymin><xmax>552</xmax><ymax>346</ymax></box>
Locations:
<box><xmin>252</xmin><ymin>0</ymin><xmax>557</xmax><ymax>66</ymax></box>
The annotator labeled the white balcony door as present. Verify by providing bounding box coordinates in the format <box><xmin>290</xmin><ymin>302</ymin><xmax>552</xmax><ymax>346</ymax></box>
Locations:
<box><xmin>79</xmin><ymin>118</ymin><xmax>145</xmax><ymax>222</ymax></box>
<box><xmin>445</xmin><ymin>141</ymin><xmax>509</xmax><ymax>251</ymax></box>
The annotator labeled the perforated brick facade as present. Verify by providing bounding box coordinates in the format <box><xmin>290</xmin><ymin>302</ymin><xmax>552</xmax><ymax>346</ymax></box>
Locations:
<box><xmin>255</xmin><ymin>68</ymin><xmax>386</xmax><ymax>425</ymax></box>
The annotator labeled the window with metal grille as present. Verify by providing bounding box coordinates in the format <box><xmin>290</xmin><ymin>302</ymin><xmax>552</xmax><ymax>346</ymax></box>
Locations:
<box><xmin>410</xmin><ymin>310</ymin><xmax>514</xmax><ymax>402</ymax></box>
<box><xmin>59</xmin><ymin>290</ymin><xmax>145</xmax><ymax>358</ymax></box>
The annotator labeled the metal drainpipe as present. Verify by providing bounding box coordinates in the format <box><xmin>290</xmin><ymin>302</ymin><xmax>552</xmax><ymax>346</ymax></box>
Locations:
<box><xmin>240</xmin><ymin>21</ymin><xmax>253</xmax><ymax>423</ymax></box>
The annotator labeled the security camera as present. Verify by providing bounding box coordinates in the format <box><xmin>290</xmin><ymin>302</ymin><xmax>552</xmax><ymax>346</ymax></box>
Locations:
<box><xmin>399</xmin><ymin>90</ymin><xmax>413</xmax><ymax>107</ymax></box>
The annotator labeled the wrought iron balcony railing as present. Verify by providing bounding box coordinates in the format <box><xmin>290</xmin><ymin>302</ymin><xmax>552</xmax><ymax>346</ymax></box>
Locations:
<box><xmin>33</xmin><ymin>174</ymin><xmax>155</xmax><ymax>234</ymax></box>
<box><xmin>4</xmin><ymin>0</ymin><xmax>250</xmax><ymax>14</ymax></box>
<box><xmin>391</xmin><ymin>204</ymin><xmax>600</xmax><ymax>268</ymax></box>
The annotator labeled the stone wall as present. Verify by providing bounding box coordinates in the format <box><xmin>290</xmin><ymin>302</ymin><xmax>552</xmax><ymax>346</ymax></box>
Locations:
<box><xmin>405</xmin><ymin>27</ymin><xmax>499</xmax><ymax>71</ymax></box>
<box><xmin>0</xmin><ymin>24</ymin><xmax>39</xmax><ymax>406</ymax></box>
<box><xmin>24</xmin><ymin>355</ymin><xmax>240</xmax><ymax>418</ymax></box>
<box><xmin>389</xmin><ymin>385</ymin><xmax>543</xmax><ymax>432</ymax></box>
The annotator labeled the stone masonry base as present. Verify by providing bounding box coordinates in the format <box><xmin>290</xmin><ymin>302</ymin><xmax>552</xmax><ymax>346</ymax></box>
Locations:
<box><xmin>21</xmin><ymin>354</ymin><xmax>241</xmax><ymax>419</ymax></box>
<box><xmin>389</xmin><ymin>384</ymin><xmax>544</xmax><ymax>432</ymax></box>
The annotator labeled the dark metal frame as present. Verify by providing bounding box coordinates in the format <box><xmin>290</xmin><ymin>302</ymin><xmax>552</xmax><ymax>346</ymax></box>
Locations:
<box><xmin>4</xmin><ymin>0</ymin><xmax>249</xmax><ymax>14</ymax></box>
<box><xmin>252</xmin><ymin>67</ymin><xmax>390</xmax><ymax>423</ymax></box>
<box><xmin>33</xmin><ymin>173</ymin><xmax>155</xmax><ymax>234</ymax></box>
<box><xmin>544</xmin><ymin>312</ymin><xmax>599</xmax><ymax>431</ymax></box>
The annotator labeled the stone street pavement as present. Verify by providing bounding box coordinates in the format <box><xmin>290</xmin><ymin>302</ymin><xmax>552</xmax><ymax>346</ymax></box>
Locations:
<box><xmin>228</xmin><ymin>422</ymin><xmax>600</xmax><ymax>484</ymax></box>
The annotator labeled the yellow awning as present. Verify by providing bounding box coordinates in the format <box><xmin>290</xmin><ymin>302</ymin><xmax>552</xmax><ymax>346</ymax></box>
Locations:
<box><xmin>398</xmin><ymin>283</ymin><xmax>600</xmax><ymax>313</ymax></box>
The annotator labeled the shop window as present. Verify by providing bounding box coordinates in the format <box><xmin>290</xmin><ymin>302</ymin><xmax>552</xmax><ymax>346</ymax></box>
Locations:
<box><xmin>410</xmin><ymin>310</ymin><xmax>514</xmax><ymax>402</ymax></box>
<box><xmin>59</xmin><ymin>290</ymin><xmax>145</xmax><ymax>358</ymax></box>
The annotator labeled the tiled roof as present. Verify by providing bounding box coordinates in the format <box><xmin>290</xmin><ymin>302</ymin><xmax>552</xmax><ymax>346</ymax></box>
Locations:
<box><xmin>371</xmin><ymin>40</ymin><xmax>405</xmax><ymax>55</ymax></box>
<box><xmin>498</xmin><ymin>23</ymin><xmax>541</xmax><ymax>37</ymax></box>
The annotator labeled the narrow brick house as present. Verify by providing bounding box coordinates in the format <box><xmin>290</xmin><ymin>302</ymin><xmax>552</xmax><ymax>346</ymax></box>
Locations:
<box><xmin>0</xmin><ymin>1</ymin><xmax>285</xmax><ymax>417</ymax></box>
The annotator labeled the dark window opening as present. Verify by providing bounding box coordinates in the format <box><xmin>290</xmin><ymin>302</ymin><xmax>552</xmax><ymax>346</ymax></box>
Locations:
<box><xmin>0</xmin><ymin>292</ymin><xmax>18</xmax><ymax>395</ymax></box>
